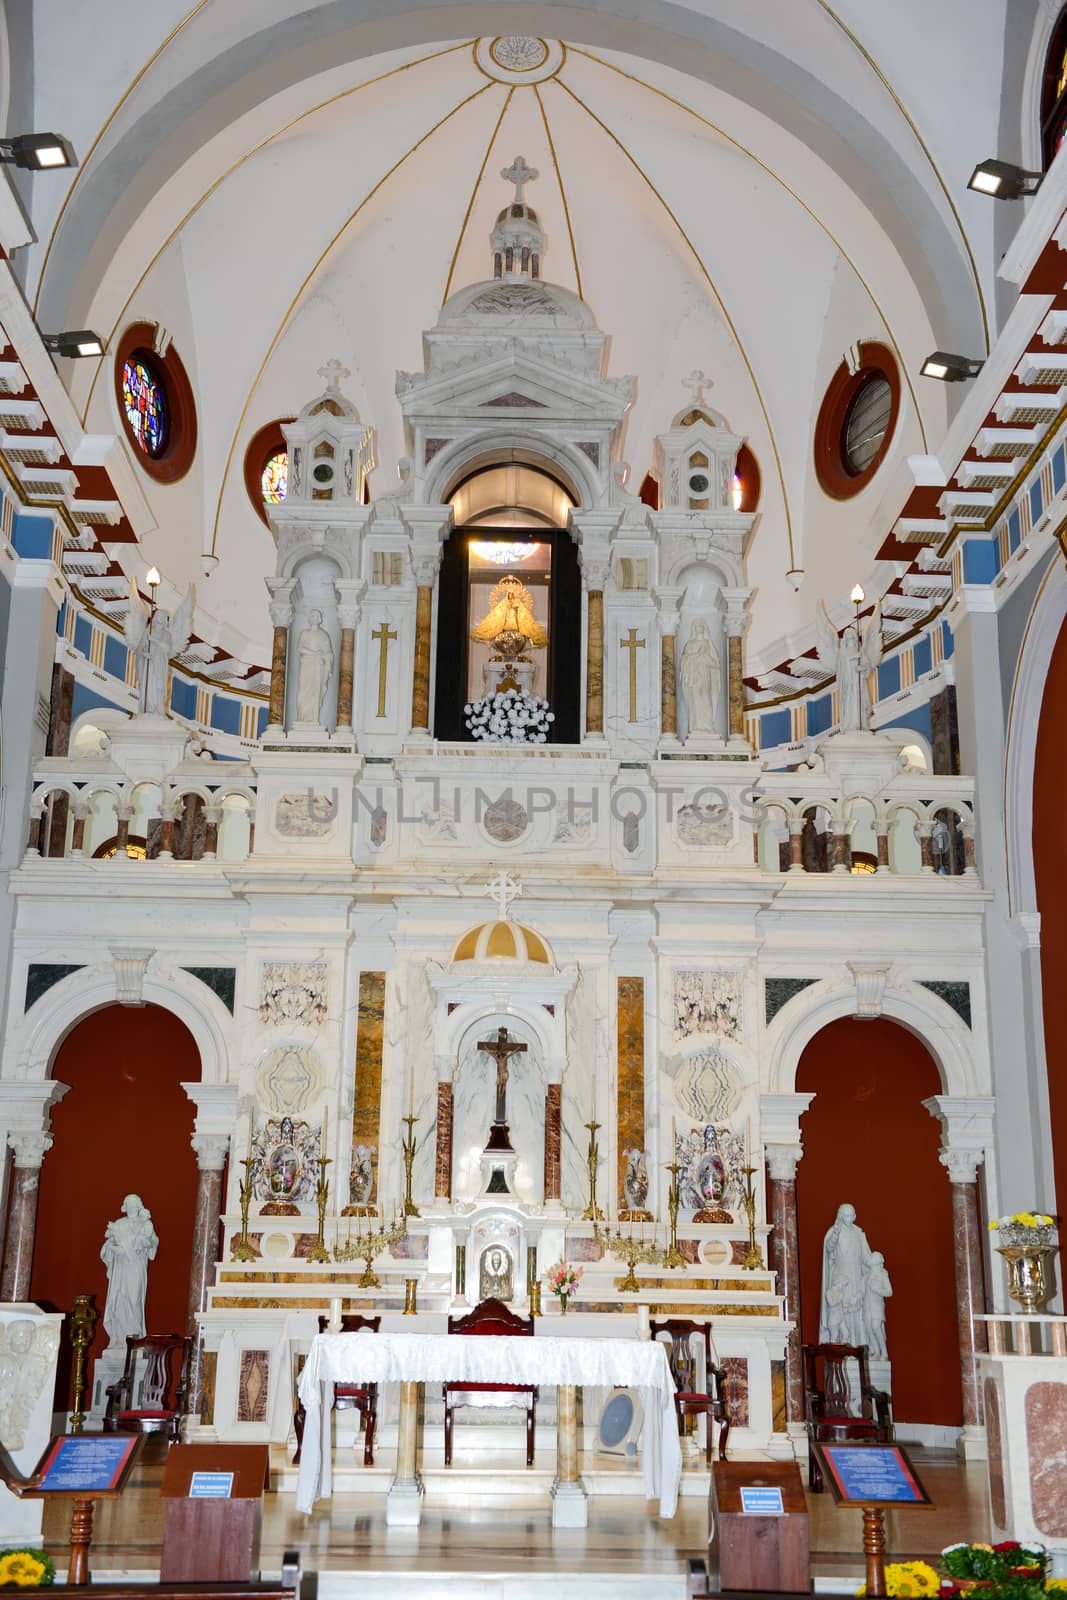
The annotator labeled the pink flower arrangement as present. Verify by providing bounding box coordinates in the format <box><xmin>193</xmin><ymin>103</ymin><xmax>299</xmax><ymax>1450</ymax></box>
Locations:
<box><xmin>546</xmin><ymin>1260</ymin><xmax>582</xmax><ymax>1304</ymax></box>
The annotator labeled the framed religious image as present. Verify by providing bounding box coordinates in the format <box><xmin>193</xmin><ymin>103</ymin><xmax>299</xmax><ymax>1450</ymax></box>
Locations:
<box><xmin>32</xmin><ymin>1432</ymin><xmax>142</xmax><ymax>1496</ymax></box>
<box><xmin>809</xmin><ymin>1441</ymin><xmax>933</xmax><ymax>1508</ymax></box>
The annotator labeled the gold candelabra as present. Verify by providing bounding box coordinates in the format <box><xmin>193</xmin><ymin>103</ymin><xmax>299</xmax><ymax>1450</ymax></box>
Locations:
<box><xmin>663</xmin><ymin>1160</ymin><xmax>687</xmax><ymax>1269</ymax></box>
<box><xmin>581</xmin><ymin>1120</ymin><xmax>605</xmax><ymax>1221</ymax></box>
<box><xmin>230</xmin><ymin>1155</ymin><xmax>259</xmax><ymax>1263</ymax></box>
<box><xmin>401</xmin><ymin>1114</ymin><xmax>421</xmax><ymax>1218</ymax></box>
<box><xmin>594</xmin><ymin>1215</ymin><xmax>668</xmax><ymax>1292</ymax></box>
<box><xmin>741</xmin><ymin>1163</ymin><xmax>764</xmax><ymax>1270</ymax></box>
<box><xmin>308</xmin><ymin>1154</ymin><xmax>332</xmax><ymax>1264</ymax></box>
<box><xmin>68</xmin><ymin>1294</ymin><xmax>96</xmax><ymax>1434</ymax></box>
<box><xmin>333</xmin><ymin>1208</ymin><xmax>408</xmax><ymax>1287</ymax></box>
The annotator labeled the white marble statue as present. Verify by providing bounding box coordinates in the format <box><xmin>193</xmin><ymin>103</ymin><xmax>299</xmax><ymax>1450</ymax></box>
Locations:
<box><xmin>679</xmin><ymin>620</ymin><xmax>721</xmax><ymax>736</ymax></box>
<box><xmin>819</xmin><ymin>1202</ymin><xmax>873</xmax><ymax>1345</ymax></box>
<box><xmin>124</xmin><ymin>579</ymin><xmax>196</xmax><ymax>717</ymax></box>
<box><xmin>864</xmin><ymin>1250</ymin><xmax>893</xmax><ymax>1359</ymax></box>
<box><xmin>100</xmin><ymin>1194</ymin><xmax>158</xmax><ymax>1352</ymax></box>
<box><xmin>295</xmin><ymin>609</ymin><xmax>334</xmax><ymax>724</ymax></box>
<box><xmin>815</xmin><ymin>598</ymin><xmax>883</xmax><ymax>732</ymax></box>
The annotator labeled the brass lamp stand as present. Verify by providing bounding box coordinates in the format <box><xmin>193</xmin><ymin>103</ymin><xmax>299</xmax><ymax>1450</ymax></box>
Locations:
<box><xmin>581</xmin><ymin>1120</ymin><xmax>605</xmax><ymax>1221</ymax></box>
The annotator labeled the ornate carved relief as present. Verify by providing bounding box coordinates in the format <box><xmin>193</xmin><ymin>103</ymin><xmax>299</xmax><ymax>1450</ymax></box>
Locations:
<box><xmin>259</xmin><ymin>963</ymin><xmax>328</xmax><ymax>1027</ymax></box>
<box><xmin>673</xmin><ymin>970</ymin><xmax>742</xmax><ymax>1042</ymax></box>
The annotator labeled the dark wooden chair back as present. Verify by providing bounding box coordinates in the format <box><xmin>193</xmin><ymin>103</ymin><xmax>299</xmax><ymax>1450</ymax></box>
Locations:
<box><xmin>802</xmin><ymin>1342</ymin><xmax>877</xmax><ymax>1420</ymax></box>
<box><xmin>104</xmin><ymin>1334</ymin><xmax>189</xmax><ymax>1441</ymax></box>
<box><xmin>448</xmin><ymin>1298</ymin><xmax>533</xmax><ymax>1337</ymax></box>
<box><xmin>293</xmin><ymin>1315</ymin><xmax>382</xmax><ymax>1467</ymax></box>
<box><xmin>316</xmin><ymin>1314</ymin><xmax>381</xmax><ymax>1336</ymax></box>
<box><xmin>651</xmin><ymin>1318</ymin><xmax>712</xmax><ymax>1392</ymax></box>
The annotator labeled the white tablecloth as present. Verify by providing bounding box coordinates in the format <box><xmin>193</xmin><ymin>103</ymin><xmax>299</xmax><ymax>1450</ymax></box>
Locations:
<box><xmin>295</xmin><ymin>1330</ymin><xmax>681</xmax><ymax>1517</ymax></box>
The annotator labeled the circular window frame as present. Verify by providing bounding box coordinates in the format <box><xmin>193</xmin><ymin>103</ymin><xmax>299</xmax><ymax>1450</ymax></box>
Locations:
<box><xmin>734</xmin><ymin>443</ymin><xmax>761</xmax><ymax>513</ymax></box>
<box><xmin>813</xmin><ymin>342</ymin><xmax>900</xmax><ymax>501</ymax></box>
<box><xmin>244</xmin><ymin>419</ymin><xmax>295</xmax><ymax>526</ymax></box>
<box><xmin>113</xmin><ymin>323</ymin><xmax>197</xmax><ymax>484</ymax></box>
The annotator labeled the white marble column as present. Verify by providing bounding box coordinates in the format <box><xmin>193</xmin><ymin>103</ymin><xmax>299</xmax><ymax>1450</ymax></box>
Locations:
<box><xmin>551</xmin><ymin>1382</ymin><xmax>588</xmax><ymax>1526</ymax></box>
<box><xmin>386</xmin><ymin>1381</ymin><xmax>424</xmax><ymax>1525</ymax></box>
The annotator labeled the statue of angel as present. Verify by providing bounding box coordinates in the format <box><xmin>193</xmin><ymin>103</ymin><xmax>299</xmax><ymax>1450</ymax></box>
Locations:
<box><xmin>815</xmin><ymin>597</ymin><xmax>882</xmax><ymax>732</ymax></box>
<box><xmin>125</xmin><ymin>578</ymin><xmax>195</xmax><ymax>718</ymax></box>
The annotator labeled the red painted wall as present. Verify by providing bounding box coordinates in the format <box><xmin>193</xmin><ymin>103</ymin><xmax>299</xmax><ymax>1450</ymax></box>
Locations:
<box><xmin>1034</xmin><ymin>615</ymin><xmax>1067</xmax><ymax>1227</ymax></box>
<box><xmin>28</xmin><ymin>1004</ymin><xmax>200</xmax><ymax>1398</ymax></box>
<box><xmin>795</xmin><ymin>1017</ymin><xmax>962</xmax><ymax>1425</ymax></box>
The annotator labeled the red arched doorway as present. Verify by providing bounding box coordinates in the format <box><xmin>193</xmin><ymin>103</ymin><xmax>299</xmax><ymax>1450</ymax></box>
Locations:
<box><xmin>29</xmin><ymin>1004</ymin><xmax>201</xmax><ymax>1393</ymax></box>
<box><xmin>1034</xmin><ymin>613</ymin><xmax>1067</xmax><ymax>1226</ymax></box>
<box><xmin>796</xmin><ymin>1016</ymin><xmax>962</xmax><ymax>1426</ymax></box>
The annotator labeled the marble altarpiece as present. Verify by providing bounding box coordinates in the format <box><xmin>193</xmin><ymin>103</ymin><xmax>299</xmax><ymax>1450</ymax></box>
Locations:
<box><xmin>2</xmin><ymin>159</ymin><xmax>993</xmax><ymax>1521</ymax></box>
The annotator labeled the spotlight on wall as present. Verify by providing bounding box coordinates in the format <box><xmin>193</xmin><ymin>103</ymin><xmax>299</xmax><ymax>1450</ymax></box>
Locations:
<box><xmin>42</xmin><ymin>330</ymin><xmax>105</xmax><ymax>359</ymax></box>
<box><xmin>0</xmin><ymin>133</ymin><xmax>77</xmax><ymax>171</ymax></box>
<box><xmin>920</xmin><ymin>351</ymin><xmax>984</xmax><ymax>382</ymax></box>
<box><xmin>967</xmin><ymin>159</ymin><xmax>1042</xmax><ymax>199</ymax></box>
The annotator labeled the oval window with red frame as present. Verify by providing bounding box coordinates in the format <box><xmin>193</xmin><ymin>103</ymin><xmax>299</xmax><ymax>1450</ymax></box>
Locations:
<box><xmin>244</xmin><ymin>420</ymin><xmax>295</xmax><ymax>525</ymax></box>
<box><xmin>113</xmin><ymin>324</ymin><xmax>197</xmax><ymax>484</ymax></box>
<box><xmin>814</xmin><ymin>343</ymin><xmax>900</xmax><ymax>500</ymax></box>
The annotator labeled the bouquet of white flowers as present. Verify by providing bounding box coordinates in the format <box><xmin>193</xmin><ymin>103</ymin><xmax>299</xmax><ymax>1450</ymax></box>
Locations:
<box><xmin>465</xmin><ymin>688</ymin><xmax>555</xmax><ymax>744</ymax></box>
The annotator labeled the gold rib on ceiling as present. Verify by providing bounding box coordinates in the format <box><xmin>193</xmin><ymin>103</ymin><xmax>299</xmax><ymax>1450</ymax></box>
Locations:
<box><xmin>207</xmin><ymin>81</ymin><xmax>496</xmax><ymax>560</ymax></box>
<box><xmin>533</xmin><ymin>82</ymin><xmax>583</xmax><ymax>301</ymax></box>
<box><xmin>78</xmin><ymin>40</ymin><xmax>477</xmax><ymax>427</ymax></box>
<box><xmin>550</xmin><ymin>76</ymin><xmax>796</xmax><ymax>570</ymax></box>
<box><xmin>568</xmin><ymin>45</ymin><xmax>928</xmax><ymax>454</ymax></box>
<box><xmin>814</xmin><ymin>0</ymin><xmax>990</xmax><ymax>352</ymax></box>
<box><xmin>442</xmin><ymin>86</ymin><xmax>514</xmax><ymax>305</ymax></box>
<box><xmin>31</xmin><ymin>0</ymin><xmax>214</xmax><ymax>316</ymax></box>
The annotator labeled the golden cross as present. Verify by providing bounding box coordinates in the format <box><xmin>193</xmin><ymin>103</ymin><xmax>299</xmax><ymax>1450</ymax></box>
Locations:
<box><xmin>620</xmin><ymin>628</ymin><xmax>645</xmax><ymax>723</ymax></box>
<box><xmin>372</xmin><ymin>621</ymin><xmax>397</xmax><ymax>717</ymax></box>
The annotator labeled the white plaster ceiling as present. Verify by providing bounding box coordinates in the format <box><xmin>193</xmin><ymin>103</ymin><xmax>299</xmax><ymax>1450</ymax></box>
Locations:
<box><xmin>7</xmin><ymin>0</ymin><xmax>1030</xmax><ymax>670</ymax></box>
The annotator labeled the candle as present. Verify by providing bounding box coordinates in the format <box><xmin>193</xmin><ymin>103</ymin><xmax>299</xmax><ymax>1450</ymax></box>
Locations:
<box><xmin>407</xmin><ymin>1058</ymin><xmax>415</xmax><ymax>1117</ymax></box>
<box><xmin>321</xmin><ymin>1105</ymin><xmax>329</xmax><ymax>1157</ymax></box>
<box><xmin>246</xmin><ymin>1118</ymin><xmax>252</xmax><ymax>1163</ymax></box>
<box><xmin>746</xmin><ymin>1117</ymin><xmax>752</xmax><ymax>1162</ymax></box>
<box><xmin>671</xmin><ymin>1116</ymin><xmax>677</xmax><ymax>1161</ymax></box>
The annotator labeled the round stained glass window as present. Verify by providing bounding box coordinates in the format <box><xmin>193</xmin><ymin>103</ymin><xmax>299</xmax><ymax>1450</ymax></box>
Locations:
<box><xmin>842</xmin><ymin>374</ymin><xmax>892</xmax><ymax>476</ymax></box>
<box><xmin>121</xmin><ymin>354</ymin><xmax>168</xmax><ymax>457</ymax></box>
<box><xmin>261</xmin><ymin>449</ymin><xmax>288</xmax><ymax>504</ymax></box>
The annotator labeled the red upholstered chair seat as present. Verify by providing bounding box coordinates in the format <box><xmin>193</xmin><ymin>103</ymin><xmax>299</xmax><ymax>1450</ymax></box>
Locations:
<box><xmin>447</xmin><ymin>1380</ymin><xmax>532</xmax><ymax>1394</ymax></box>
<box><xmin>103</xmin><ymin>1334</ymin><xmax>189</xmax><ymax>1444</ymax></box>
<box><xmin>119</xmin><ymin>1409</ymin><xmax>171</xmax><ymax>1420</ymax></box>
<box><xmin>650</xmin><ymin>1319</ymin><xmax>731</xmax><ymax>1466</ymax></box>
<box><xmin>293</xmin><ymin>1315</ymin><xmax>381</xmax><ymax>1468</ymax></box>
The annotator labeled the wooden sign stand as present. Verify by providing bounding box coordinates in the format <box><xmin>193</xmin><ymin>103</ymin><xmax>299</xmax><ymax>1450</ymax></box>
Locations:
<box><xmin>160</xmin><ymin>1444</ymin><xmax>271</xmax><ymax>1582</ymax></box>
<box><xmin>809</xmin><ymin>1441</ymin><xmax>934</xmax><ymax>1599</ymax></box>
<box><xmin>708</xmin><ymin>1459</ymin><xmax>810</xmax><ymax>1593</ymax></box>
<box><xmin>0</xmin><ymin>1433</ymin><xmax>143</xmax><ymax>1584</ymax></box>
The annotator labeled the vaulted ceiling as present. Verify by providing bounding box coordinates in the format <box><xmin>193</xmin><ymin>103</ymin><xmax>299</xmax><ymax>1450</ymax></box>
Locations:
<box><xmin>5</xmin><ymin>0</ymin><xmax>1040</xmax><ymax>669</ymax></box>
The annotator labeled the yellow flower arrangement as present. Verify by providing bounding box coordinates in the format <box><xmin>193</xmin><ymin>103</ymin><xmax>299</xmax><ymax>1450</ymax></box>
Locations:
<box><xmin>0</xmin><ymin>1548</ymin><xmax>55</xmax><ymax>1587</ymax></box>
<box><xmin>989</xmin><ymin>1214</ymin><xmax>1055</xmax><ymax>1230</ymax></box>
<box><xmin>857</xmin><ymin>1560</ymin><xmax>942</xmax><ymax>1597</ymax></box>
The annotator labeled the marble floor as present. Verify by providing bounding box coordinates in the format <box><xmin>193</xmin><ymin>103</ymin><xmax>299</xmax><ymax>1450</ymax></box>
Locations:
<box><xmin>43</xmin><ymin>1438</ymin><xmax>991</xmax><ymax>1596</ymax></box>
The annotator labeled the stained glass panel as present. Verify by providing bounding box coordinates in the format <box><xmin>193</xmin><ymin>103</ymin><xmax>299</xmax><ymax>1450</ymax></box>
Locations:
<box><xmin>261</xmin><ymin>449</ymin><xmax>288</xmax><ymax>503</ymax></box>
<box><xmin>121</xmin><ymin>356</ymin><xmax>167</xmax><ymax>457</ymax></box>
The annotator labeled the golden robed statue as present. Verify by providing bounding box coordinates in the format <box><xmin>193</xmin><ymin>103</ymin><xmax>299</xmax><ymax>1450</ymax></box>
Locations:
<box><xmin>470</xmin><ymin>576</ymin><xmax>548</xmax><ymax>659</ymax></box>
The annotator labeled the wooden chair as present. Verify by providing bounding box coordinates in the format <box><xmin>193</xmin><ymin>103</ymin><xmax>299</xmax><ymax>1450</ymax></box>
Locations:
<box><xmin>293</xmin><ymin>1314</ymin><xmax>380</xmax><ymax>1466</ymax></box>
<box><xmin>103</xmin><ymin>1333</ymin><xmax>189</xmax><ymax>1442</ymax></box>
<box><xmin>801</xmin><ymin>1341</ymin><xmax>893</xmax><ymax>1490</ymax></box>
<box><xmin>444</xmin><ymin>1297</ymin><xmax>536</xmax><ymax>1467</ymax></box>
<box><xmin>650</xmin><ymin>1318</ymin><xmax>731</xmax><ymax>1465</ymax></box>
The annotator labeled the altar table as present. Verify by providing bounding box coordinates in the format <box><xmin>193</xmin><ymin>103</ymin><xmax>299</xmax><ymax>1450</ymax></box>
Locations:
<box><xmin>295</xmin><ymin>1329</ymin><xmax>682</xmax><ymax>1519</ymax></box>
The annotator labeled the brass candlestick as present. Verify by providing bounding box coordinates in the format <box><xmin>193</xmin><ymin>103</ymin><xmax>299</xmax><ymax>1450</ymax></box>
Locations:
<box><xmin>334</xmin><ymin>1207</ymin><xmax>407</xmax><ymax>1287</ymax></box>
<box><xmin>663</xmin><ymin>1160</ymin><xmax>687</xmax><ymax>1269</ymax></box>
<box><xmin>741</xmin><ymin>1163</ymin><xmax>764</xmax><ymax>1270</ymax></box>
<box><xmin>594</xmin><ymin>1216</ymin><xmax>668</xmax><ymax>1292</ymax></box>
<box><xmin>581</xmin><ymin>1119</ymin><xmax>605</xmax><ymax>1221</ymax></box>
<box><xmin>401</xmin><ymin>1114</ymin><xmax>421</xmax><ymax>1218</ymax></box>
<box><xmin>230</xmin><ymin>1155</ymin><xmax>259</xmax><ymax>1262</ymax></box>
<box><xmin>69</xmin><ymin>1295</ymin><xmax>96</xmax><ymax>1433</ymax></box>
<box><xmin>308</xmin><ymin>1154</ymin><xmax>332</xmax><ymax>1264</ymax></box>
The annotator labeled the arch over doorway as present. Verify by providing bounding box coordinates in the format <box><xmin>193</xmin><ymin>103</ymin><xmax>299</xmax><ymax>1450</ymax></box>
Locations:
<box><xmin>29</xmin><ymin>1004</ymin><xmax>202</xmax><ymax>1396</ymax></box>
<box><xmin>796</xmin><ymin>1016</ymin><xmax>962</xmax><ymax>1429</ymax></box>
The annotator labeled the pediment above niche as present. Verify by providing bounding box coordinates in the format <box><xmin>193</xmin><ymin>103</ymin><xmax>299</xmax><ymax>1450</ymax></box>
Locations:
<box><xmin>483</xmin><ymin>392</ymin><xmax>548</xmax><ymax>408</ymax></box>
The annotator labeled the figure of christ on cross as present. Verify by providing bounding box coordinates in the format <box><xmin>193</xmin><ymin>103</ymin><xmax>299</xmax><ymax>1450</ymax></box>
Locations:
<box><xmin>477</xmin><ymin>1026</ymin><xmax>527</xmax><ymax>1150</ymax></box>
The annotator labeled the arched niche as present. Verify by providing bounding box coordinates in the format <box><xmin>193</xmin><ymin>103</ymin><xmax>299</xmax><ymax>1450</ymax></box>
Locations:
<box><xmin>29</xmin><ymin>1003</ymin><xmax>201</xmax><ymax>1387</ymax></box>
<box><xmin>795</xmin><ymin>1016</ymin><xmax>961</xmax><ymax>1429</ymax></box>
<box><xmin>450</xmin><ymin>1012</ymin><xmax>546</xmax><ymax>1205</ymax></box>
<box><xmin>286</xmin><ymin>553</ymin><xmax>343</xmax><ymax>731</ymax></box>
<box><xmin>675</xmin><ymin>562</ymin><xmax>731</xmax><ymax>743</ymax></box>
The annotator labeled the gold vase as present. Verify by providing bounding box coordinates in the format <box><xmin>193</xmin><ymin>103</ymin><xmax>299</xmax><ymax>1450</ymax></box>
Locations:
<box><xmin>998</xmin><ymin>1244</ymin><xmax>1053</xmax><ymax>1313</ymax></box>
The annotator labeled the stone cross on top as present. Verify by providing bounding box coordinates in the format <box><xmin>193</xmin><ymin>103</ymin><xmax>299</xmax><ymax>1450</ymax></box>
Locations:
<box><xmin>683</xmin><ymin>369</ymin><xmax>712</xmax><ymax>407</ymax></box>
<box><xmin>318</xmin><ymin>357</ymin><xmax>351</xmax><ymax>391</ymax></box>
<box><xmin>486</xmin><ymin>869</ymin><xmax>521</xmax><ymax>920</ymax></box>
<box><xmin>501</xmin><ymin>155</ymin><xmax>539</xmax><ymax>206</ymax></box>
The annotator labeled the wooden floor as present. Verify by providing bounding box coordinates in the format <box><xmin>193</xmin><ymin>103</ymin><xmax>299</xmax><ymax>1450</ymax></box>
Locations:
<box><xmin>44</xmin><ymin>1439</ymin><xmax>991</xmax><ymax>1592</ymax></box>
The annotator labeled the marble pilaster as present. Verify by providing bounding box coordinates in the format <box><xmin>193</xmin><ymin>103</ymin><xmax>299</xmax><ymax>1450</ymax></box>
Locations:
<box><xmin>350</xmin><ymin>972</ymin><xmax>386</xmax><ymax>1210</ymax></box>
<box><xmin>334</xmin><ymin>580</ymin><xmax>363</xmax><ymax>736</ymax></box>
<box><xmin>411</xmin><ymin>585</ymin><xmax>433</xmax><ymax>733</ymax></box>
<box><xmin>0</xmin><ymin>1133</ymin><xmax>51</xmax><ymax>1301</ymax></box>
<box><xmin>185</xmin><ymin>1132</ymin><xmax>229</xmax><ymax>1417</ymax></box>
<box><xmin>585</xmin><ymin>584</ymin><xmax>605</xmax><ymax>738</ymax></box>
<box><xmin>435</xmin><ymin>1081</ymin><xmax>453</xmax><ymax>1200</ymax></box>
<box><xmin>544</xmin><ymin>1083</ymin><xmax>562</xmax><ymax>1202</ymax></box>
<box><xmin>266</xmin><ymin>580</ymin><xmax>296</xmax><ymax>731</ymax></box>
<box><xmin>942</xmin><ymin>1148</ymin><xmax>988</xmax><ymax>1434</ymax></box>
<box><xmin>766</xmin><ymin>1144</ymin><xmax>804</xmax><ymax>1425</ymax></box>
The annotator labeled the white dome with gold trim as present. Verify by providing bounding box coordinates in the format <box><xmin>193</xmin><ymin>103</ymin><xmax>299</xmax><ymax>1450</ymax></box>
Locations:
<box><xmin>451</xmin><ymin>919</ymin><xmax>554</xmax><ymax>966</ymax></box>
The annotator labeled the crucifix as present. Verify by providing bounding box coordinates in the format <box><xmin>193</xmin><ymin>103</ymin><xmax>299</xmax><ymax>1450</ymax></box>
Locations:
<box><xmin>501</xmin><ymin>155</ymin><xmax>539</xmax><ymax>205</ymax></box>
<box><xmin>620</xmin><ymin>628</ymin><xmax>645</xmax><ymax>723</ymax></box>
<box><xmin>318</xmin><ymin>357</ymin><xmax>351</xmax><ymax>391</ymax></box>
<box><xmin>683</xmin><ymin>368</ymin><xmax>712</xmax><ymax>408</ymax></box>
<box><xmin>485</xmin><ymin>868</ymin><xmax>521</xmax><ymax>919</ymax></box>
<box><xmin>478</xmin><ymin>1026</ymin><xmax>527</xmax><ymax>1151</ymax></box>
<box><xmin>372</xmin><ymin>621</ymin><xmax>396</xmax><ymax>717</ymax></box>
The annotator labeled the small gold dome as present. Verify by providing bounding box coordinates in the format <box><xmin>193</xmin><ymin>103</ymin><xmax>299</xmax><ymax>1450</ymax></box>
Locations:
<box><xmin>451</xmin><ymin>919</ymin><xmax>552</xmax><ymax>965</ymax></box>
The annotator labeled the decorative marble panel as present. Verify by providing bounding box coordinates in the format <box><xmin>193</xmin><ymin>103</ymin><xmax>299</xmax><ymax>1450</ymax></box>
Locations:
<box><xmin>919</xmin><ymin>979</ymin><xmax>972</xmax><ymax>1028</ymax></box>
<box><xmin>567</xmin><ymin>1236</ymin><xmax>605</xmax><ymax>1263</ymax></box>
<box><xmin>676</xmin><ymin>802</ymin><xmax>734</xmax><ymax>848</ymax></box>
<box><xmin>0</xmin><ymin>1318</ymin><xmax>61</xmax><ymax>1448</ymax></box>
<box><xmin>256</xmin><ymin>1045</ymin><xmax>322</xmax><ymax>1115</ymax></box>
<box><xmin>238</xmin><ymin>1349</ymin><xmax>270</xmax><ymax>1422</ymax></box>
<box><xmin>351</xmin><ymin>972</ymin><xmax>386</xmax><ymax>1206</ymax></box>
<box><xmin>259</xmin><ymin>962</ymin><xmax>328</xmax><ymax>1027</ymax></box>
<box><xmin>25</xmin><ymin>963</ymin><xmax>84</xmax><ymax>1012</ymax></box>
<box><xmin>770</xmin><ymin>1360</ymin><xmax>787</xmax><ymax>1432</ymax></box>
<box><xmin>1027</xmin><ymin>1380</ymin><xmax>1067</xmax><ymax>1536</ymax></box>
<box><xmin>182</xmin><ymin>966</ymin><xmax>236</xmax><ymax>1014</ymax></box>
<box><xmin>200</xmin><ymin>1349</ymin><xmax>217</xmax><ymax>1425</ymax></box>
<box><xmin>764</xmin><ymin>977</ymin><xmax>816</xmax><ymax>1025</ymax></box>
<box><xmin>676</xmin><ymin>1123</ymin><xmax>745</xmax><ymax>1213</ymax></box>
<box><xmin>722</xmin><ymin>1356</ymin><xmax>750</xmax><ymax>1427</ymax></box>
<box><xmin>617</xmin><ymin>977</ymin><xmax>645</xmax><ymax>1212</ymax></box>
<box><xmin>671</xmin><ymin>1048</ymin><xmax>741</xmax><ymax>1124</ymax></box>
<box><xmin>389</xmin><ymin>1233</ymin><xmax>429</xmax><ymax>1260</ymax></box>
<box><xmin>673</xmin><ymin>970</ymin><xmax>741</xmax><ymax>1042</ymax></box>
<box><xmin>275</xmin><ymin>793</ymin><xmax>336</xmax><ymax>837</ymax></box>
<box><xmin>986</xmin><ymin>1377</ymin><xmax>1006</xmax><ymax>1527</ymax></box>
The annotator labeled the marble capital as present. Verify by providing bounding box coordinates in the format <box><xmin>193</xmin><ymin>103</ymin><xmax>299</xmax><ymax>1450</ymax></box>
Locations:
<box><xmin>654</xmin><ymin>585</ymin><xmax>684</xmax><ymax>633</ymax></box>
<box><xmin>940</xmin><ymin>1147</ymin><xmax>984</xmax><ymax>1185</ymax></box>
<box><xmin>8</xmin><ymin>1132</ymin><xmax>52</xmax><ymax>1170</ymax></box>
<box><xmin>191</xmin><ymin>1132</ymin><xmax>230</xmax><ymax>1171</ymax></box>
<box><xmin>269</xmin><ymin>601</ymin><xmax>294</xmax><ymax>629</ymax></box>
<box><xmin>765</xmin><ymin>1143</ymin><xmax>803</xmax><ymax>1182</ymax></box>
<box><xmin>720</xmin><ymin>586</ymin><xmax>753</xmax><ymax>636</ymax></box>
